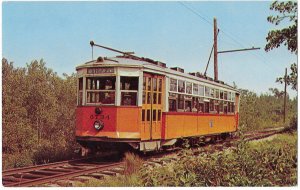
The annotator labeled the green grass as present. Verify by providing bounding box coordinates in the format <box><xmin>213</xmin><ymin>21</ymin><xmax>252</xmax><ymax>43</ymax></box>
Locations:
<box><xmin>78</xmin><ymin>132</ymin><xmax>297</xmax><ymax>187</ymax></box>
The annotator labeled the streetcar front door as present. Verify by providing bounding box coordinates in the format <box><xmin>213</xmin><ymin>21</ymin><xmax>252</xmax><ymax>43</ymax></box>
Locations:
<box><xmin>141</xmin><ymin>73</ymin><xmax>164</xmax><ymax>140</ymax></box>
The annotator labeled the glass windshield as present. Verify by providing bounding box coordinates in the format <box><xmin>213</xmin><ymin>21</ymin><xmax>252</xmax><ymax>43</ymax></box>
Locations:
<box><xmin>86</xmin><ymin>77</ymin><xmax>116</xmax><ymax>105</ymax></box>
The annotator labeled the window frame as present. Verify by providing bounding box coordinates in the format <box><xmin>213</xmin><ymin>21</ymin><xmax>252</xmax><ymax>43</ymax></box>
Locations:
<box><xmin>120</xmin><ymin>76</ymin><xmax>139</xmax><ymax>106</ymax></box>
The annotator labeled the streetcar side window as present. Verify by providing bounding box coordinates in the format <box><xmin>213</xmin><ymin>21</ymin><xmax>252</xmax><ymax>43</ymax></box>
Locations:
<box><xmin>210</xmin><ymin>89</ymin><xmax>215</xmax><ymax>98</ymax></box>
<box><xmin>199</xmin><ymin>103</ymin><xmax>204</xmax><ymax>113</ymax></box>
<box><xmin>184</xmin><ymin>95</ymin><xmax>192</xmax><ymax>112</ymax></box>
<box><xmin>228</xmin><ymin>92</ymin><xmax>232</xmax><ymax>101</ymax></box>
<box><xmin>219</xmin><ymin>101</ymin><xmax>224</xmax><ymax>113</ymax></box>
<box><xmin>178</xmin><ymin>80</ymin><xmax>185</xmax><ymax>93</ymax></box>
<box><xmin>169</xmin><ymin>99</ymin><xmax>177</xmax><ymax>111</ymax></box>
<box><xmin>209</xmin><ymin>99</ymin><xmax>215</xmax><ymax>113</ymax></box>
<box><xmin>193</xmin><ymin>83</ymin><xmax>198</xmax><ymax>95</ymax></box>
<box><xmin>198</xmin><ymin>98</ymin><xmax>204</xmax><ymax>113</ymax></box>
<box><xmin>199</xmin><ymin>85</ymin><xmax>204</xmax><ymax>96</ymax></box>
<box><xmin>170</xmin><ymin>78</ymin><xmax>177</xmax><ymax>92</ymax></box>
<box><xmin>205</xmin><ymin>86</ymin><xmax>210</xmax><ymax>97</ymax></box>
<box><xmin>204</xmin><ymin>102</ymin><xmax>209</xmax><ymax>113</ymax></box>
<box><xmin>178</xmin><ymin>94</ymin><xmax>184</xmax><ymax>111</ymax></box>
<box><xmin>185</xmin><ymin>100</ymin><xmax>192</xmax><ymax>112</ymax></box>
<box><xmin>192</xmin><ymin>97</ymin><xmax>198</xmax><ymax>112</ymax></box>
<box><xmin>186</xmin><ymin>82</ymin><xmax>192</xmax><ymax>94</ymax></box>
<box><xmin>220</xmin><ymin>91</ymin><xmax>224</xmax><ymax>99</ymax></box>
<box><xmin>224</xmin><ymin>91</ymin><xmax>228</xmax><ymax>100</ymax></box>
<box><xmin>224</xmin><ymin>102</ymin><xmax>228</xmax><ymax>114</ymax></box>
<box><xmin>78</xmin><ymin>78</ymin><xmax>83</xmax><ymax>106</ymax></box>
<box><xmin>120</xmin><ymin>77</ymin><xmax>139</xmax><ymax>106</ymax></box>
<box><xmin>231</xmin><ymin>92</ymin><xmax>235</xmax><ymax>101</ymax></box>
<box><xmin>215</xmin><ymin>89</ymin><xmax>220</xmax><ymax>99</ymax></box>
<box><xmin>168</xmin><ymin>93</ymin><xmax>177</xmax><ymax>112</ymax></box>
<box><xmin>215</xmin><ymin>100</ymin><xmax>219</xmax><ymax>113</ymax></box>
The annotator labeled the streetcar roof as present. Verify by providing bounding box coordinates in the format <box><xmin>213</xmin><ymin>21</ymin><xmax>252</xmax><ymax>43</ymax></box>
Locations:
<box><xmin>76</xmin><ymin>56</ymin><xmax>240</xmax><ymax>93</ymax></box>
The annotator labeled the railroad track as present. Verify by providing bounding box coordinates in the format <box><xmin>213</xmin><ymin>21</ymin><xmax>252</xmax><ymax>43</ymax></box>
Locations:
<box><xmin>2</xmin><ymin>126</ymin><xmax>286</xmax><ymax>187</ymax></box>
<box><xmin>243</xmin><ymin>126</ymin><xmax>285</xmax><ymax>141</ymax></box>
<box><xmin>2</xmin><ymin>156</ymin><xmax>124</xmax><ymax>187</ymax></box>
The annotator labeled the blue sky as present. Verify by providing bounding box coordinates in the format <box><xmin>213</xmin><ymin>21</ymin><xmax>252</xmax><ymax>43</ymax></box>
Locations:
<box><xmin>2</xmin><ymin>1</ymin><xmax>297</xmax><ymax>97</ymax></box>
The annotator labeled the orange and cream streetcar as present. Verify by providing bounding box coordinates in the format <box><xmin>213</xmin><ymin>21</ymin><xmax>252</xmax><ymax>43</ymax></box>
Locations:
<box><xmin>75</xmin><ymin>41</ymin><xmax>240</xmax><ymax>155</ymax></box>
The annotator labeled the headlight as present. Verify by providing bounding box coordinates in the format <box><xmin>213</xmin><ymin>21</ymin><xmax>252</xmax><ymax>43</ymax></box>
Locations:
<box><xmin>94</xmin><ymin>120</ymin><xmax>104</xmax><ymax>130</ymax></box>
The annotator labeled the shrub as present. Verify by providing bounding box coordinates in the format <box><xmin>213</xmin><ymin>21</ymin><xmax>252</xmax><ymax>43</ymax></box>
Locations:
<box><xmin>3</xmin><ymin>152</ymin><xmax>33</xmax><ymax>169</ymax></box>
<box><xmin>123</xmin><ymin>152</ymin><xmax>144</xmax><ymax>176</ymax></box>
<box><xmin>32</xmin><ymin>139</ymin><xmax>76</xmax><ymax>164</ymax></box>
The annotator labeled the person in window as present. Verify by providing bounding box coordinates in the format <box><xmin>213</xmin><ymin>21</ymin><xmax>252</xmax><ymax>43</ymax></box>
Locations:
<box><xmin>105</xmin><ymin>79</ymin><xmax>113</xmax><ymax>90</ymax></box>
<box><xmin>185</xmin><ymin>101</ymin><xmax>191</xmax><ymax>112</ymax></box>
<box><xmin>199</xmin><ymin>104</ymin><xmax>203</xmax><ymax>113</ymax></box>
<box><xmin>123</xmin><ymin>94</ymin><xmax>132</xmax><ymax>105</ymax></box>
<box><xmin>125</xmin><ymin>82</ymin><xmax>130</xmax><ymax>90</ymax></box>
<box><xmin>192</xmin><ymin>102</ymin><xmax>198</xmax><ymax>112</ymax></box>
<box><xmin>99</xmin><ymin>92</ymin><xmax>114</xmax><ymax>104</ymax></box>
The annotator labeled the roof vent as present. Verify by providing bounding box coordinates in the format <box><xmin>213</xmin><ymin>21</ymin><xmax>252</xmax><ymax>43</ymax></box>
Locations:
<box><xmin>207</xmin><ymin>77</ymin><xmax>214</xmax><ymax>81</ymax></box>
<box><xmin>170</xmin><ymin>67</ymin><xmax>184</xmax><ymax>73</ymax></box>
<box><xmin>156</xmin><ymin>61</ymin><xmax>166</xmax><ymax>68</ymax></box>
<box><xmin>97</xmin><ymin>57</ymin><xmax>104</xmax><ymax>62</ymax></box>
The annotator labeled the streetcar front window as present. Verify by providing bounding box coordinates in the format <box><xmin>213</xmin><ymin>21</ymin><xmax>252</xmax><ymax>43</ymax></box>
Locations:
<box><xmin>86</xmin><ymin>77</ymin><xmax>116</xmax><ymax>105</ymax></box>
<box><xmin>120</xmin><ymin>77</ymin><xmax>138</xmax><ymax>106</ymax></box>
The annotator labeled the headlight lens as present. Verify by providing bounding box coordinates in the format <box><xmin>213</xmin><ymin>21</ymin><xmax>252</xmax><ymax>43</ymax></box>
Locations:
<box><xmin>94</xmin><ymin>120</ymin><xmax>104</xmax><ymax>130</ymax></box>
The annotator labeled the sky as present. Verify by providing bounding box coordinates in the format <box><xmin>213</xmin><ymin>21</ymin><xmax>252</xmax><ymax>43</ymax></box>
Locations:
<box><xmin>2</xmin><ymin>1</ymin><xmax>297</xmax><ymax>98</ymax></box>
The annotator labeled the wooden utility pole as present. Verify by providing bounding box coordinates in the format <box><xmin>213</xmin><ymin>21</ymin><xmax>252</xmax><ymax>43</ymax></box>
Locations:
<box><xmin>214</xmin><ymin>18</ymin><xmax>218</xmax><ymax>81</ymax></box>
<box><xmin>283</xmin><ymin>68</ymin><xmax>287</xmax><ymax>123</ymax></box>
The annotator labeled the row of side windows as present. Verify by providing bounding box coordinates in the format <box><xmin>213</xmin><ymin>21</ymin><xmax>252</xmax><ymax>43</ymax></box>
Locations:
<box><xmin>170</xmin><ymin>78</ymin><xmax>235</xmax><ymax>101</ymax></box>
<box><xmin>169</xmin><ymin>93</ymin><xmax>235</xmax><ymax>114</ymax></box>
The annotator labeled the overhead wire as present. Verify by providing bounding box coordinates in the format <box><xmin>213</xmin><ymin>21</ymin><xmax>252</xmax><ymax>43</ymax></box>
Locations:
<box><xmin>178</xmin><ymin>1</ymin><xmax>213</xmax><ymax>27</ymax></box>
<box><xmin>178</xmin><ymin>1</ymin><xmax>282</xmax><ymax>74</ymax></box>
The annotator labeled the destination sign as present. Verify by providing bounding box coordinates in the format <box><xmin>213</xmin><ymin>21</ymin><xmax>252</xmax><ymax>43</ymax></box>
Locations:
<box><xmin>87</xmin><ymin>67</ymin><xmax>114</xmax><ymax>74</ymax></box>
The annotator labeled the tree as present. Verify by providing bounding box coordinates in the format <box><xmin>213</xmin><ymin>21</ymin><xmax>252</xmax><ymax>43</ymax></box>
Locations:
<box><xmin>269</xmin><ymin>87</ymin><xmax>285</xmax><ymax>98</ymax></box>
<box><xmin>265</xmin><ymin>1</ymin><xmax>297</xmax><ymax>91</ymax></box>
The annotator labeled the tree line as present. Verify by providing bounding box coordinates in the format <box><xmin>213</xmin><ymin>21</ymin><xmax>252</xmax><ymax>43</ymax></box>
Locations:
<box><xmin>2</xmin><ymin>58</ymin><xmax>78</xmax><ymax>169</ymax></box>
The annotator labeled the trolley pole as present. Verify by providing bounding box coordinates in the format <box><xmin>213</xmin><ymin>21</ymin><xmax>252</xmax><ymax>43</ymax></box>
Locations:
<box><xmin>283</xmin><ymin>67</ymin><xmax>287</xmax><ymax>123</ymax></box>
<box><xmin>205</xmin><ymin>18</ymin><xmax>260</xmax><ymax>81</ymax></box>
<box><xmin>214</xmin><ymin>18</ymin><xmax>218</xmax><ymax>81</ymax></box>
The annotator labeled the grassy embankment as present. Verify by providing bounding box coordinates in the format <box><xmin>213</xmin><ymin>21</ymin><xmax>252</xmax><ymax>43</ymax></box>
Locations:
<box><xmin>77</xmin><ymin>131</ymin><xmax>297</xmax><ymax>187</ymax></box>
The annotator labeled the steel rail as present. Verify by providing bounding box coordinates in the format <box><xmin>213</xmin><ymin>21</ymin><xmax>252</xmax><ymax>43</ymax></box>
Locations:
<box><xmin>4</xmin><ymin>162</ymin><xmax>124</xmax><ymax>187</ymax></box>
<box><xmin>2</xmin><ymin>156</ymin><xmax>95</xmax><ymax>176</ymax></box>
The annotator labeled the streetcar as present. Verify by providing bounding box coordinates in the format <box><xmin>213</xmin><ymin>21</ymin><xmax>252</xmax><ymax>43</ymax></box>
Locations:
<box><xmin>75</xmin><ymin>41</ymin><xmax>240</xmax><ymax>155</ymax></box>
